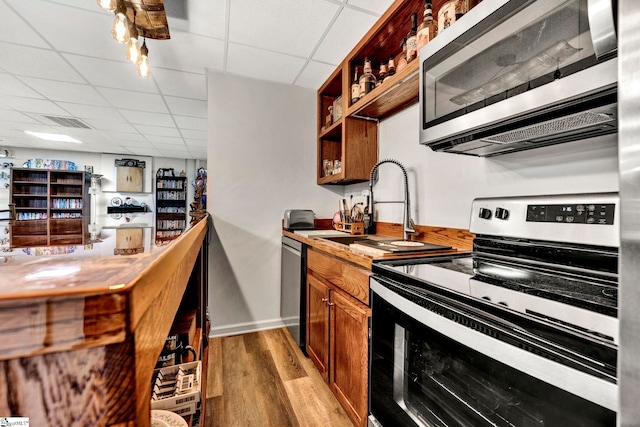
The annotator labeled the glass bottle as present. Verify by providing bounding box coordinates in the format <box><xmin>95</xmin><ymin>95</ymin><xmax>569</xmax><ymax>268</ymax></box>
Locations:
<box><xmin>378</xmin><ymin>62</ymin><xmax>387</xmax><ymax>86</ymax></box>
<box><xmin>385</xmin><ymin>56</ymin><xmax>396</xmax><ymax>82</ymax></box>
<box><xmin>359</xmin><ymin>57</ymin><xmax>377</xmax><ymax>97</ymax></box>
<box><xmin>351</xmin><ymin>66</ymin><xmax>361</xmax><ymax>104</ymax></box>
<box><xmin>406</xmin><ymin>13</ymin><xmax>418</xmax><ymax>63</ymax></box>
<box><xmin>437</xmin><ymin>0</ymin><xmax>469</xmax><ymax>33</ymax></box>
<box><xmin>397</xmin><ymin>38</ymin><xmax>408</xmax><ymax>72</ymax></box>
<box><xmin>417</xmin><ymin>2</ymin><xmax>438</xmax><ymax>54</ymax></box>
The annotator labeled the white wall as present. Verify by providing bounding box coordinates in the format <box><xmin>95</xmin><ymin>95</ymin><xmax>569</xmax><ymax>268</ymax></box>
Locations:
<box><xmin>349</xmin><ymin>105</ymin><xmax>619</xmax><ymax>230</ymax></box>
<box><xmin>207</xmin><ymin>71</ymin><xmax>339</xmax><ymax>337</ymax></box>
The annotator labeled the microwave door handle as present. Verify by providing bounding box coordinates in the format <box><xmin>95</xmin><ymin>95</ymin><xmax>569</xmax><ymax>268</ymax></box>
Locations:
<box><xmin>587</xmin><ymin>0</ymin><xmax>617</xmax><ymax>58</ymax></box>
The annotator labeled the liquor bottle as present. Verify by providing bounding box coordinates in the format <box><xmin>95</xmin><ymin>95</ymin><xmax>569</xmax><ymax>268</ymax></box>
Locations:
<box><xmin>417</xmin><ymin>2</ymin><xmax>438</xmax><ymax>54</ymax></box>
<box><xmin>385</xmin><ymin>56</ymin><xmax>396</xmax><ymax>82</ymax></box>
<box><xmin>359</xmin><ymin>57</ymin><xmax>377</xmax><ymax>96</ymax></box>
<box><xmin>351</xmin><ymin>66</ymin><xmax>361</xmax><ymax>104</ymax></box>
<box><xmin>436</xmin><ymin>0</ymin><xmax>471</xmax><ymax>33</ymax></box>
<box><xmin>406</xmin><ymin>12</ymin><xmax>418</xmax><ymax>63</ymax></box>
<box><xmin>378</xmin><ymin>62</ymin><xmax>387</xmax><ymax>86</ymax></box>
<box><xmin>397</xmin><ymin>38</ymin><xmax>408</xmax><ymax>72</ymax></box>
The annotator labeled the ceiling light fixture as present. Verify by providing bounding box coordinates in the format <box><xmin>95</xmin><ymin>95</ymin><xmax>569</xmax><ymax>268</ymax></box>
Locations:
<box><xmin>25</xmin><ymin>131</ymin><xmax>82</xmax><ymax>143</ymax></box>
<box><xmin>137</xmin><ymin>39</ymin><xmax>151</xmax><ymax>78</ymax></box>
<box><xmin>96</xmin><ymin>0</ymin><xmax>116</xmax><ymax>12</ymax></box>
<box><xmin>126</xmin><ymin>17</ymin><xmax>141</xmax><ymax>63</ymax></box>
<box><xmin>111</xmin><ymin>0</ymin><xmax>130</xmax><ymax>44</ymax></box>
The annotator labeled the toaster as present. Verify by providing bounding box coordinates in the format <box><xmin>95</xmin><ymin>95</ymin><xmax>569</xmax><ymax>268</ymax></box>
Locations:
<box><xmin>284</xmin><ymin>209</ymin><xmax>315</xmax><ymax>230</ymax></box>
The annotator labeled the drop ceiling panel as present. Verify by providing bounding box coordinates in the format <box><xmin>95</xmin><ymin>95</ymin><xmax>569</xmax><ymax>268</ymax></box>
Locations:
<box><xmin>83</xmin><ymin>119</ymin><xmax>138</xmax><ymax>132</ymax></box>
<box><xmin>0</xmin><ymin>1</ymin><xmax>48</xmax><ymax>48</ymax></box>
<box><xmin>97</xmin><ymin>88</ymin><xmax>169</xmax><ymax>113</ymax></box>
<box><xmin>63</xmin><ymin>54</ymin><xmax>159</xmax><ymax>93</ymax></box>
<box><xmin>0</xmin><ymin>73</ymin><xmax>44</xmax><ymax>98</ymax></box>
<box><xmin>0</xmin><ymin>110</ymin><xmax>43</xmax><ymax>124</ymax></box>
<box><xmin>123</xmin><ymin>110</ymin><xmax>175</xmax><ymax>127</ymax></box>
<box><xmin>227</xmin><ymin>43</ymin><xmax>306</xmax><ymax>85</ymax></box>
<box><xmin>149</xmin><ymin>32</ymin><xmax>225</xmax><ymax>74</ymax></box>
<box><xmin>295</xmin><ymin>60</ymin><xmax>338</xmax><ymax>89</ymax></box>
<box><xmin>181</xmin><ymin>130</ymin><xmax>208</xmax><ymax>140</ymax></box>
<box><xmin>165</xmin><ymin>96</ymin><xmax>207</xmax><ymax>118</ymax></box>
<box><xmin>0</xmin><ymin>95</ymin><xmax>68</xmax><ymax>115</ymax></box>
<box><xmin>18</xmin><ymin>77</ymin><xmax>109</xmax><ymax>106</ymax></box>
<box><xmin>313</xmin><ymin>7</ymin><xmax>380</xmax><ymax>65</ymax></box>
<box><xmin>229</xmin><ymin>0</ymin><xmax>339</xmax><ymax>58</ymax></box>
<box><xmin>347</xmin><ymin>0</ymin><xmax>396</xmax><ymax>14</ymax></box>
<box><xmin>167</xmin><ymin>0</ymin><xmax>227</xmax><ymax>40</ymax></box>
<box><xmin>145</xmin><ymin>136</ymin><xmax>185</xmax><ymax>145</ymax></box>
<box><xmin>174</xmin><ymin>116</ymin><xmax>207</xmax><ymax>131</ymax></box>
<box><xmin>134</xmin><ymin>124</ymin><xmax>180</xmax><ymax>137</ymax></box>
<box><xmin>0</xmin><ymin>42</ymin><xmax>84</xmax><ymax>83</ymax></box>
<box><xmin>56</xmin><ymin>103</ymin><xmax>124</xmax><ymax>121</ymax></box>
<box><xmin>152</xmin><ymin>68</ymin><xmax>207</xmax><ymax>100</ymax></box>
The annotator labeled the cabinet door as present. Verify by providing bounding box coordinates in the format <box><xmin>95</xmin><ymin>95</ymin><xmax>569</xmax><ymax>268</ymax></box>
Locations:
<box><xmin>330</xmin><ymin>289</ymin><xmax>370</xmax><ymax>427</ymax></box>
<box><xmin>306</xmin><ymin>273</ymin><xmax>330</xmax><ymax>382</ymax></box>
<box><xmin>116</xmin><ymin>166</ymin><xmax>143</xmax><ymax>192</ymax></box>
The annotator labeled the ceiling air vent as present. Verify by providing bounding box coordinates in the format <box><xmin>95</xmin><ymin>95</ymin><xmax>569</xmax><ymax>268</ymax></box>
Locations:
<box><xmin>43</xmin><ymin>116</ymin><xmax>91</xmax><ymax>129</ymax></box>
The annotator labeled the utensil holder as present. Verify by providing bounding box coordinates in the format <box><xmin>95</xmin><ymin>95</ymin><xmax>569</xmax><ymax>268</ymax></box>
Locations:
<box><xmin>334</xmin><ymin>221</ymin><xmax>364</xmax><ymax>235</ymax></box>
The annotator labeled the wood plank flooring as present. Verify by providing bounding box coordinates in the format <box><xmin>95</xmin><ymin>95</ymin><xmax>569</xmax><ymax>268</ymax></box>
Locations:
<box><xmin>205</xmin><ymin>328</ymin><xmax>354</xmax><ymax>427</ymax></box>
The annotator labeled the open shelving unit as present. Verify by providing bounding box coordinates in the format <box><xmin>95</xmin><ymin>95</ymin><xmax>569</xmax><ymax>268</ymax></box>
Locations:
<box><xmin>10</xmin><ymin>168</ymin><xmax>90</xmax><ymax>248</ymax></box>
<box><xmin>156</xmin><ymin>170</ymin><xmax>188</xmax><ymax>244</ymax></box>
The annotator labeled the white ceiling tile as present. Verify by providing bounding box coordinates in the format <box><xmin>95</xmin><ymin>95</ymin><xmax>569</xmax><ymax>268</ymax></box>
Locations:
<box><xmin>146</xmin><ymin>136</ymin><xmax>185</xmax><ymax>145</ymax></box>
<box><xmin>0</xmin><ymin>73</ymin><xmax>44</xmax><ymax>98</ymax></box>
<box><xmin>346</xmin><ymin>0</ymin><xmax>395</xmax><ymax>15</ymax></box>
<box><xmin>174</xmin><ymin>116</ymin><xmax>207</xmax><ymax>131</ymax></box>
<box><xmin>18</xmin><ymin>77</ymin><xmax>110</xmax><ymax>106</ymax></box>
<box><xmin>167</xmin><ymin>0</ymin><xmax>227</xmax><ymax>40</ymax></box>
<box><xmin>99</xmin><ymin>131</ymin><xmax>147</xmax><ymax>142</ymax></box>
<box><xmin>0</xmin><ymin>95</ymin><xmax>68</xmax><ymax>115</ymax></box>
<box><xmin>227</xmin><ymin>44</ymin><xmax>306</xmax><ymax>85</ymax></box>
<box><xmin>96</xmin><ymin>88</ymin><xmax>169</xmax><ymax>113</ymax></box>
<box><xmin>313</xmin><ymin>8</ymin><xmax>379</xmax><ymax>65</ymax></box>
<box><xmin>8</xmin><ymin>0</ymin><xmax>124</xmax><ymax>59</ymax></box>
<box><xmin>134</xmin><ymin>124</ymin><xmax>181</xmax><ymax>137</ymax></box>
<box><xmin>0</xmin><ymin>1</ymin><xmax>48</xmax><ymax>48</ymax></box>
<box><xmin>152</xmin><ymin>68</ymin><xmax>207</xmax><ymax>100</ymax></box>
<box><xmin>56</xmin><ymin>103</ymin><xmax>123</xmax><ymax>121</ymax></box>
<box><xmin>107</xmin><ymin>138</ymin><xmax>154</xmax><ymax>148</ymax></box>
<box><xmin>181</xmin><ymin>130</ymin><xmax>208</xmax><ymax>140</ymax></box>
<box><xmin>0</xmin><ymin>110</ymin><xmax>43</xmax><ymax>124</ymax></box>
<box><xmin>0</xmin><ymin>42</ymin><xmax>84</xmax><ymax>83</ymax></box>
<box><xmin>123</xmin><ymin>111</ymin><xmax>175</xmax><ymax>127</ymax></box>
<box><xmin>160</xmin><ymin>149</ymin><xmax>197</xmax><ymax>159</ymax></box>
<box><xmin>150</xmin><ymin>32</ymin><xmax>225</xmax><ymax>74</ymax></box>
<box><xmin>83</xmin><ymin>118</ymin><xmax>138</xmax><ymax>132</ymax></box>
<box><xmin>62</xmin><ymin>54</ymin><xmax>159</xmax><ymax>93</ymax></box>
<box><xmin>295</xmin><ymin>60</ymin><xmax>337</xmax><ymax>89</ymax></box>
<box><xmin>229</xmin><ymin>0</ymin><xmax>339</xmax><ymax>57</ymax></box>
<box><xmin>185</xmin><ymin>138</ymin><xmax>209</xmax><ymax>147</ymax></box>
<box><xmin>165</xmin><ymin>96</ymin><xmax>207</xmax><ymax>118</ymax></box>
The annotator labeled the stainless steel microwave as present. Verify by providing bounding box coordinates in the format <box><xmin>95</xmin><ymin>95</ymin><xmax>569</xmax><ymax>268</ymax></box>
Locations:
<box><xmin>419</xmin><ymin>0</ymin><xmax>617</xmax><ymax>157</ymax></box>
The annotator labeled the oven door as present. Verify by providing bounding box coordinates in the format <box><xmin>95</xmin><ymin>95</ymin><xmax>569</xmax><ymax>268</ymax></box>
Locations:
<box><xmin>369</xmin><ymin>277</ymin><xmax>617</xmax><ymax>427</ymax></box>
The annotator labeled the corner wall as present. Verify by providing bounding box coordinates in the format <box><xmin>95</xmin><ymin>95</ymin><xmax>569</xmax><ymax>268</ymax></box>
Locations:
<box><xmin>207</xmin><ymin>71</ymin><xmax>339</xmax><ymax>337</ymax></box>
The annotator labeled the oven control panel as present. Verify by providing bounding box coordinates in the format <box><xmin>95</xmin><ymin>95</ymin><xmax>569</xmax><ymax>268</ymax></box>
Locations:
<box><xmin>526</xmin><ymin>203</ymin><xmax>615</xmax><ymax>225</ymax></box>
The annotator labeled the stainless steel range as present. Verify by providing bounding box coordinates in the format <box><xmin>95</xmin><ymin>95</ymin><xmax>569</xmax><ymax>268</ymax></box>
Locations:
<box><xmin>369</xmin><ymin>193</ymin><xmax>619</xmax><ymax>426</ymax></box>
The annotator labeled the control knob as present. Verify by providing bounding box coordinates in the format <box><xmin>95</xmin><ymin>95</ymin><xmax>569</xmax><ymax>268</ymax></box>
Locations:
<box><xmin>478</xmin><ymin>207</ymin><xmax>492</xmax><ymax>220</ymax></box>
<box><xmin>495</xmin><ymin>207</ymin><xmax>509</xmax><ymax>220</ymax></box>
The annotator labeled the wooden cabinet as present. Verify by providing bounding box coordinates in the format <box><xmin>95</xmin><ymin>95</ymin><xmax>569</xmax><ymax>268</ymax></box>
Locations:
<box><xmin>155</xmin><ymin>172</ymin><xmax>187</xmax><ymax>244</ymax></box>
<box><xmin>117</xmin><ymin>165</ymin><xmax>144</xmax><ymax>192</ymax></box>
<box><xmin>317</xmin><ymin>0</ymin><xmax>426</xmax><ymax>185</ymax></box>
<box><xmin>115</xmin><ymin>227</ymin><xmax>144</xmax><ymax>255</ymax></box>
<box><xmin>306</xmin><ymin>248</ymin><xmax>371</xmax><ymax>427</ymax></box>
<box><xmin>10</xmin><ymin>168</ymin><xmax>90</xmax><ymax>248</ymax></box>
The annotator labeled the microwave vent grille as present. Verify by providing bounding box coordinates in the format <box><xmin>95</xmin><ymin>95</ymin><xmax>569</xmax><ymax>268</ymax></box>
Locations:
<box><xmin>484</xmin><ymin>111</ymin><xmax>615</xmax><ymax>144</ymax></box>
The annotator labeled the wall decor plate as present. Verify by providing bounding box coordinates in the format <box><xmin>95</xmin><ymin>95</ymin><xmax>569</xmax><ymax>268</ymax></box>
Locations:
<box><xmin>151</xmin><ymin>418</ymin><xmax>169</xmax><ymax>427</ymax></box>
<box><xmin>150</xmin><ymin>410</ymin><xmax>187</xmax><ymax>427</ymax></box>
<box><xmin>111</xmin><ymin>197</ymin><xmax>123</xmax><ymax>207</ymax></box>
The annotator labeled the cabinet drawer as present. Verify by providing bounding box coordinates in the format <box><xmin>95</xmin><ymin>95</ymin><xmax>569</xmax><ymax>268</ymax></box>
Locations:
<box><xmin>307</xmin><ymin>249</ymin><xmax>371</xmax><ymax>305</ymax></box>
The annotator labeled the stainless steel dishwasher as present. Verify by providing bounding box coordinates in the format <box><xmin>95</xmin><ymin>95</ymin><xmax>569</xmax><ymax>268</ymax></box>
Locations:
<box><xmin>280</xmin><ymin>235</ymin><xmax>306</xmax><ymax>350</ymax></box>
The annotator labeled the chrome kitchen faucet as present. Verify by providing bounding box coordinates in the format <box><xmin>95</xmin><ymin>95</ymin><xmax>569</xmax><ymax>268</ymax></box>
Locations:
<box><xmin>369</xmin><ymin>159</ymin><xmax>416</xmax><ymax>240</ymax></box>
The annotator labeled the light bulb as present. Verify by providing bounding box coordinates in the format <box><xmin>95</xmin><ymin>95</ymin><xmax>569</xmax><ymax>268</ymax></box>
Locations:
<box><xmin>111</xmin><ymin>1</ymin><xmax>130</xmax><ymax>44</ymax></box>
<box><xmin>137</xmin><ymin>40</ymin><xmax>150</xmax><ymax>78</ymax></box>
<box><xmin>126</xmin><ymin>37</ymin><xmax>140</xmax><ymax>63</ymax></box>
<box><xmin>96</xmin><ymin>0</ymin><xmax>116</xmax><ymax>12</ymax></box>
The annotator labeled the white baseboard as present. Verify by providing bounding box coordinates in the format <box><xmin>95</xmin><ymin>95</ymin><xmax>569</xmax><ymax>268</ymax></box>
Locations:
<box><xmin>209</xmin><ymin>318</ymin><xmax>285</xmax><ymax>338</ymax></box>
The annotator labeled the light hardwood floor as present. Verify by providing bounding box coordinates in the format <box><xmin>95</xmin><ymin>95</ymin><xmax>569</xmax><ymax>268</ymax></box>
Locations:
<box><xmin>205</xmin><ymin>327</ymin><xmax>354</xmax><ymax>427</ymax></box>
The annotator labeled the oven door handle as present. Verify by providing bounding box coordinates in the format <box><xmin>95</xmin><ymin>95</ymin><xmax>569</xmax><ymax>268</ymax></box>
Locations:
<box><xmin>371</xmin><ymin>279</ymin><xmax>618</xmax><ymax>411</ymax></box>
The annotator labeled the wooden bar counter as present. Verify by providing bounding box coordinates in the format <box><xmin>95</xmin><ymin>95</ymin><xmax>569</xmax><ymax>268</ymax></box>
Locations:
<box><xmin>0</xmin><ymin>216</ymin><xmax>209</xmax><ymax>426</ymax></box>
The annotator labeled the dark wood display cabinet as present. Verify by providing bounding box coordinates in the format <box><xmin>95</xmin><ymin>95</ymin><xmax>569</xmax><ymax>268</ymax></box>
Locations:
<box><xmin>156</xmin><ymin>171</ymin><xmax>188</xmax><ymax>244</ymax></box>
<box><xmin>10</xmin><ymin>168</ymin><xmax>90</xmax><ymax>248</ymax></box>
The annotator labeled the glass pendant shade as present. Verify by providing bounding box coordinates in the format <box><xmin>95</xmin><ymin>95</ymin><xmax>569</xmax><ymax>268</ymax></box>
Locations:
<box><xmin>111</xmin><ymin>1</ymin><xmax>130</xmax><ymax>44</ymax></box>
<box><xmin>97</xmin><ymin>0</ymin><xmax>116</xmax><ymax>12</ymax></box>
<box><xmin>137</xmin><ymin>41</ymin><xmax>150</xmax><ymax>78</ymax></box>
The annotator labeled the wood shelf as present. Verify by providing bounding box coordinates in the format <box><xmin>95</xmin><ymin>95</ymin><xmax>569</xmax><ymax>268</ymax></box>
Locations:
<box><xmin>156</xmin><ymin>172</ymin><xmax>188</xmax><ymax>244</ymax></box>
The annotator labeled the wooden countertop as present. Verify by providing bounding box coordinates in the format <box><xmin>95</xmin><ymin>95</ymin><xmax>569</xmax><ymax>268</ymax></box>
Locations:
<box><xmin>283</xmin><ymin>221</ymin><xmax>474</xmax><ymax>270</ymax></box>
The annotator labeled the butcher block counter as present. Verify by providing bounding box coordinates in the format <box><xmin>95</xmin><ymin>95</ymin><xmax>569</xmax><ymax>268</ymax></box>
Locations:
<box><xmin>283</xmin><ymin>221</ymin><xmax>474</xmax><ymax>270</ymax></box>
<box><xmin>0</xmin><ymin>216</ymin><xmax>209</xmax><ymax>427</ymax></box>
